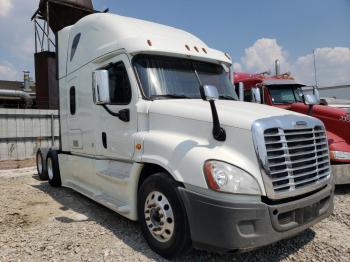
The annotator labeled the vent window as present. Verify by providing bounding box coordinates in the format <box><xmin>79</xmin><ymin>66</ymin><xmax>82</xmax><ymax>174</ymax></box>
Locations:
<box><xmin>70</xmin><ymin>33</ymin><xmax>81</xmax><ymax>61</ymax></box>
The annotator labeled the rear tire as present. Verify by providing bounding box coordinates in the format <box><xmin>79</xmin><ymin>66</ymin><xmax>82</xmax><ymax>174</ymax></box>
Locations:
<box><xmin>36</xmin><ymin>149</ymin><xmax>48</xmax><ymax>180</ymax></box>
<box><xmin>138</xmin><ymin>173</ymin><xmax>192</xmax><ymax>258</ymax></box>
<box><xmin>46</xmin><ymin>150</ymin><xmax>61</xmax><ymax>187</ymax></box>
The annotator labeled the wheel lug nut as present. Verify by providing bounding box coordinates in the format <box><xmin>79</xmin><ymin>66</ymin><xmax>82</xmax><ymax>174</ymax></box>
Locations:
<box><xmin>145</xmin><ymin>210</ymin><xmax>150</xmax><ymax>213</ymax></box>
<box><xmin>160</xmin><ymin>222</ymin><xmax>164</xmax><ymax>226</ymax></box>
<box><xmin>159</xmin><ymin>214</ymin><xmax>164</xmax><ymax>218</ymax></box>
<box><xmin>145</xmin><ymin>217</ymin><xmax>150</xmax><ymax>221</ymax></box>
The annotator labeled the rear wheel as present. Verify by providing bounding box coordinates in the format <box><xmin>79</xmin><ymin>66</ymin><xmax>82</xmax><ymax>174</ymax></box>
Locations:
<box><xmin>138</xmin><ymin>173</ymin><xmax>192</xmax><ymax>258</ymax></box>
<box><xmin>36</xmin><ymin>149</ymin><xmax>48</xmax><ymax>180</ymax></box>
<box><xmin>46</xmin><ymin>150</ymin><xmax>61</xmax><ymax>187</ymax></box>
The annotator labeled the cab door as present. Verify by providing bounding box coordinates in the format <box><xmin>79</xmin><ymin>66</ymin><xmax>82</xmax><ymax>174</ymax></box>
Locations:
<box><xmin>94</xmin><ymin>54</ymin><xmax>138</xmax><ymax>161</ymax></box>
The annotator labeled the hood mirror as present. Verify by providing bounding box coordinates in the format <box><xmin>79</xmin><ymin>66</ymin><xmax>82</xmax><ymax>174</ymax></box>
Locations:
<box><xmin>251</xmin><ymin>87</ymin><xmax>261</xmax><ymax>103</ymax></box>
<box><xmin>238</xmin><ymin>82</ymin><xmax>244</xmax><ymax>101</ymax></box>
<box><xmin>203</xmin><ymin>85</ymin><xmax>219</xmax><ymax>101</ymax></box>
<box><xmin>201</xmin><ymin>85</ymin><xmax>226</xmax><ymax>142</ymax></box>
<box><xmin>300</xmin><ymin>86</ymin><xmax>320</xmax><ymax>115</ymax></box>
<box><xmin>303</xmin><ymin>93</ymin><xmax>320</xmax><ymax>105</ymax></box>
<box><xmin>300</xmin><ymin>86</ymin><xmax>320</xmax><ymax>106</ymax></box>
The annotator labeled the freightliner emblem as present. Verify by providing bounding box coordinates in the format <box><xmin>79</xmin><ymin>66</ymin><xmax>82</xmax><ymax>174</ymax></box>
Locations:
<box><xmin>294</xmin><ymin>121</ymin><xmax>308</xmax><ymax>127</ymax></box>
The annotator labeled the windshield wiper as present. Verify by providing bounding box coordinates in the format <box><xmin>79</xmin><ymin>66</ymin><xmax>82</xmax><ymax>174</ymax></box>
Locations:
<box><xmin>219</xmin><ymin>95</ymin><xmax>236</xmax><ymax>100</ymax></box>
<box><xmin>151</xmin><ymin>94</ymin><xmax>190</xmax><ymax>99</ymax></box>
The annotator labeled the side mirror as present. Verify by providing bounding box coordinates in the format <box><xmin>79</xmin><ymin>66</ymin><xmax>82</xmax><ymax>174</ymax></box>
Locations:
<box><xmin>92</xmin><ymin>70</ymin><xmax>110</xmax><ymax>104</ymax></box>
<box><xmin>238</xmin><ymin>82</ymin><xmax>244</xmax><ymax>101</ymax></box>
<box><xmin>203</xmin><ymin>85</ymin><xmax>219</xmax><ymax>101</ymax></box>
<box><xmin>303</xmin><ymin>94</ymin><xmax>320</xmax><ymax>105</ymax></box>
<box><xmin>251</xmin><ymin>87</ymin><xmax>261</xmax><ymax>103</ymax></box>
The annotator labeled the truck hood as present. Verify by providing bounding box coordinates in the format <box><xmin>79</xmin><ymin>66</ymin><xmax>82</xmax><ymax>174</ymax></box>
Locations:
<box><xmin>289</xmin><ymin>103</ymin><xmax>350</xmax><ymax>145</ymax></box>
<box><xmin>148</xmin><ymin>99</ymin><xmax>303</xmax><ymax>130</ymax></box>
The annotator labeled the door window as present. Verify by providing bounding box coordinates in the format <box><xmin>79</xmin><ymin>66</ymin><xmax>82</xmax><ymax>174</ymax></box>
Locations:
<box><xmin>107</xmin><ymin>62</ymin><xmax>132</xmax><ymax>105</ymax></box>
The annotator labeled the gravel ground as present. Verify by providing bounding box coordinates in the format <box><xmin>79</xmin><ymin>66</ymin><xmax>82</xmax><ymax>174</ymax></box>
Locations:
<box><xmin>0</xmin><ymin>159</ymin><xmax>36</xmax><ymax>170</ymax></box>
<box><xmin>0</xmin><ymin>167</ymin><xmax>350</xmax><ymax>262</ymax></box>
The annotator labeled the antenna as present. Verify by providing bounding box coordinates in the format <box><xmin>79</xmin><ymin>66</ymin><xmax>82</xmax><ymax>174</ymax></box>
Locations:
<box><xmin>313</xmin><ymin>49</ymin><xmax>318</xmax><ymax>87</ymax></box>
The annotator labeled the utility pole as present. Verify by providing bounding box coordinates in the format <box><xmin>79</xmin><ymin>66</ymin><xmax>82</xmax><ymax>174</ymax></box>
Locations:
<box><xmin>313</xmin><ymin>49</ymin><xmax>318</xmax><ymax>87</ymax></box>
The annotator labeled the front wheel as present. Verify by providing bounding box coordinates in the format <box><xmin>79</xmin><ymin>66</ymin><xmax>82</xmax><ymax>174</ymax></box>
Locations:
<box><xmin>138</xmin><ymin>173</ymin><xmax>192</xmax><ymax>258</ymax></box>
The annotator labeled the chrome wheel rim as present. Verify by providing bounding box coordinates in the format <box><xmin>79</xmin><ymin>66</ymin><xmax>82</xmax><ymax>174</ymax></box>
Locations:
<box><xmin>37</xmin><ymin>154</ymin><xmax>43</xmax><ymax>174</ymax></box>
<box><xmin>144</xmin><ymin>191</ymin><xmax>174</xmax><ymax>242</ymax></box>
<box><xmin>47</xmin><ymin>158</ymin><xmax>53</xmax><ymax>180</ymax></box>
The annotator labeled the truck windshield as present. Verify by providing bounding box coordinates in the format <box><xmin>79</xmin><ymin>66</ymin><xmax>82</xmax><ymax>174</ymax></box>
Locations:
<box><xmin>133</xmin><ymin>55</ymin><xmax>238</xmax><ymax>100</ymax></box>
<box><xmin>268</xmin><ymin>85</ymin><xmax>304</xmax><ymax>104</ymax></box>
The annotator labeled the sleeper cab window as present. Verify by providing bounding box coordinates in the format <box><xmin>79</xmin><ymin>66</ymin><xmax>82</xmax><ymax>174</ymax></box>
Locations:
<box><xmin>107</xmin><ymin>62</ymin><xmax>132</xmax><ymax>104</ymax></box>
<box><xmin>70</xmin><ymin>33</ymin><xmax>81</xmax><ymax>61</ymax></box>
<box><xmin>70</xmin><ymin>86</ymin><xmax>76</xmax><ymax>115</ymax></box>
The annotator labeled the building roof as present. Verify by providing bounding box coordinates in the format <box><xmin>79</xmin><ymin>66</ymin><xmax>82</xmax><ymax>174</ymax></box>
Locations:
<box><xmin>0</xmin><ymin>80</ymin><xmax>23</xmax><ymax>90</ymax></box>
<box><xmin>0</xmin><ymin>80</ymin><xmax>36</xmax><ymax>92</ymax></box>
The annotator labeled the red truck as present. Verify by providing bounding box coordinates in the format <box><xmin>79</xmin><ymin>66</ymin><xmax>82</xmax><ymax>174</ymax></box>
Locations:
<box><xmin>234</xmin><ymin>60</ymin><xmax>350</xmax><ymax>184</ymax></box>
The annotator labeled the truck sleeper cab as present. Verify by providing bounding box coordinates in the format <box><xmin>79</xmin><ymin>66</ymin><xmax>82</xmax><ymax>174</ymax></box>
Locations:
<box><xmin>37</xmin><ymin>13</ymin><xmax>334</xmax><ymax>258</ymax></box>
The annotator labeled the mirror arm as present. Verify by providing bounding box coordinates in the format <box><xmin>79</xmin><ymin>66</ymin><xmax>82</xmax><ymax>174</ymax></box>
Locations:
<box><xmin>102</xmin><ymin>105</ymin><xmax>130</xmax><ymax>122</ymax></box>
<box><xmin>307</xmin><ymin>105</ymin><xmax>313</xmax><ymax>116</ymax></box>
<box><xmin>199</xmin><ymin>85</ymin><xmax>206</xmax><ymax>100</ymax></box>
<box><xmin>209</xmin><ymin>100</ymin><xmax>226</xmax><ymax>141</ymax></box>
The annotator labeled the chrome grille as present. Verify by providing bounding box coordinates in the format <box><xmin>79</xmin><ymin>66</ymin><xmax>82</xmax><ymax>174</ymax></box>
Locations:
<box><xmin>264</xmin><ymin>126</ymin><xmax>330</xmax><ymax>193</ymax></box>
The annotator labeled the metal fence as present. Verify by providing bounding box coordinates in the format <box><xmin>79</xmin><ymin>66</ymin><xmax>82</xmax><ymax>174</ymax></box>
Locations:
<box><xmin>0</xmin><ymin>109</ymin><xmax>59</xmax><ymax>161</ymax></box>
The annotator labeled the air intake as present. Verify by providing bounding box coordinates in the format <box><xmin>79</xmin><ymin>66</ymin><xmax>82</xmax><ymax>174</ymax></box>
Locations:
<box><xmin>252</xmin><ymin>115</ymin><xmax>331</xmax><ymax>200</ymax></box>
<box><xmin>264</xmin><ymin>126</ymin><xmax>330</xmax><ymax>192</ymax></box>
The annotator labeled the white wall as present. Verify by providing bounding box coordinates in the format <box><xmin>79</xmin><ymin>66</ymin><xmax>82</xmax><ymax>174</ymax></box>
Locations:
<box><xmin>0</xmin><ymin>109</ymin><xmax>59</xmax><ymax>161</ymax></box>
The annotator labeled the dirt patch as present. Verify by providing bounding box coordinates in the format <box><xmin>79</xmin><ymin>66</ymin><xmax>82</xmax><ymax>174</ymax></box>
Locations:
<box><xmin>0</xmin><ymin>158</ymin><xmax>36</xmax><ymax>170</ymax></box>
<box><xmin>0</xmin><ymin>170</ymin><xmax>349</xmax><ymax>261</ymax></box>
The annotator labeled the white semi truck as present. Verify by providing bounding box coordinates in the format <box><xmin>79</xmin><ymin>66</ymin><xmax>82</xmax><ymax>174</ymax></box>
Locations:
<box><xmin>36</xmin><ymin>13</ymin><xmax>334</xmax><ymax>258</ymax></box>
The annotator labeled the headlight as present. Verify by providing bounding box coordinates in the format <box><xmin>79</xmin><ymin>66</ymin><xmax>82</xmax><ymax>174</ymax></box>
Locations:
<box><xmin>330</xmin><ymin>151</ymin><xmax>350</xmax><ymax>161</ymax></box>
<box><xmin>203</xmin><ymin>160</ymin><xmax>261</xmax><ymax>195</ymax></box>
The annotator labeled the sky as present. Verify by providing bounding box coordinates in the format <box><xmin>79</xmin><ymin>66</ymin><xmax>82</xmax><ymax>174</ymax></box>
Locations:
<box><xmin>0</xmin><ymin>0</ymin><xmax>349</xmax><ymax>86</ymax></box>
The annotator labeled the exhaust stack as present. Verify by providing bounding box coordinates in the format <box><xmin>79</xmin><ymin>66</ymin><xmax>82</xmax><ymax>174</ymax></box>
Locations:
<box><xmin>23</xmin><ymin>71</ymin><xmax>31</xmax><ymax>91</ymax></box>
<box><xmin>275</xmin><ymin>59</ymin><xmax>280</xmax><ymax>76</ymax></box>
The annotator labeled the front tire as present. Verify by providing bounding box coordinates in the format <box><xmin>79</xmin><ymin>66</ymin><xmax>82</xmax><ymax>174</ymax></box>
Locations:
<box><xmin>138</xmin><ymin>173</ymin><xmax>192</xmax><ymax>258</ymax></box>
<box><xmin>46</xmin><ymin>150</ymin><xmax>61</xmax><ymax>187</ymax></box>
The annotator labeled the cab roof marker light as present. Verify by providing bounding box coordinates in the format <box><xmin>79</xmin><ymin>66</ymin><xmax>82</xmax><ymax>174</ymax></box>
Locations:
<box><xmin>202</xmin><ymin>48</ymin><xmax>207</xmax><ymax>54</ymax></box>
<box><xmin>224</xmin><ymin>52</ymin><xmax>231</xmax><ymax>60</ymax></box>
<box><xmin>147</xmin><ymin>40</ymin><xmax>152</xmax><ymax>46</ymax></box>
<box><xmin>194</xmin><ymin>46</ymin><xmax>199</xmax><ymax>52</ymax></box>
<box><xmin>185</xmin><ymin>44</ymin><xmax>190</xmax><ymax>51</ymax></box>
